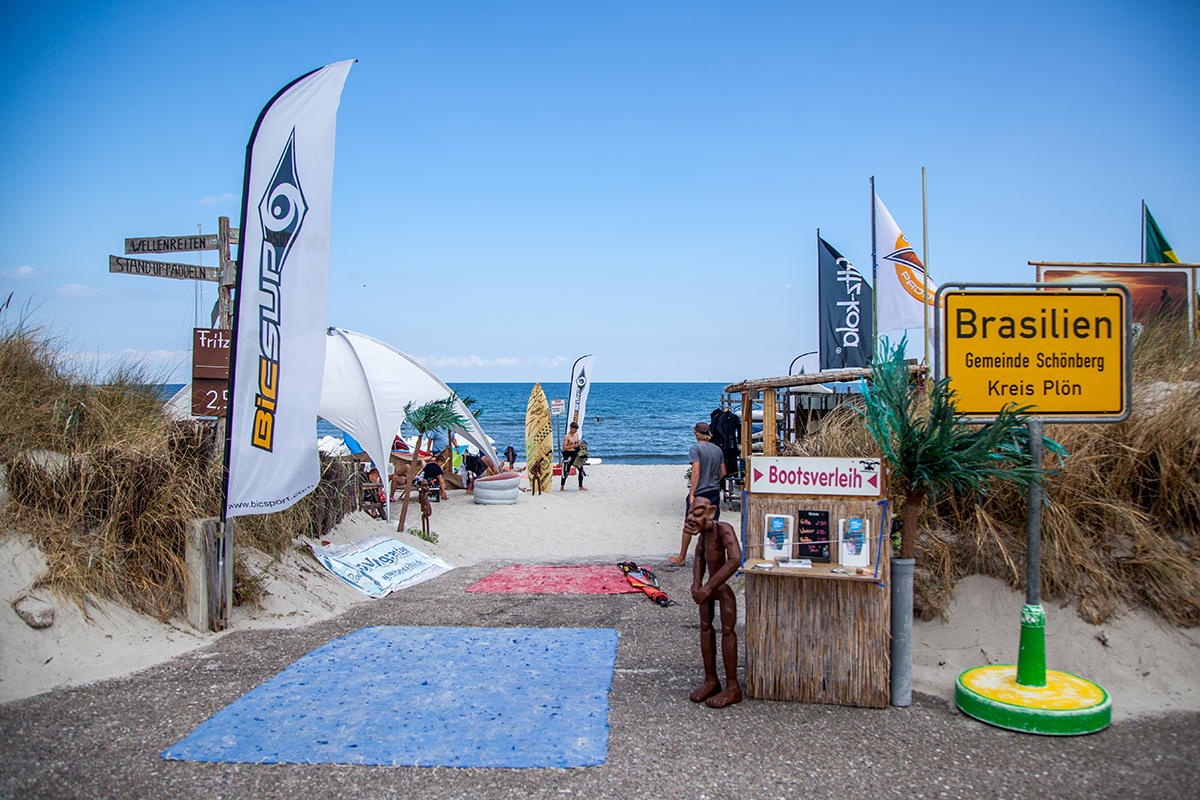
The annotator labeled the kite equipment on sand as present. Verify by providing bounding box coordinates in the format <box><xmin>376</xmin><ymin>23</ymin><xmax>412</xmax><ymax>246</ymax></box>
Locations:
<box><xmin>618</xmin><ymin>561</ymin><xmax>672</xmax><ymax>607</ymax></box>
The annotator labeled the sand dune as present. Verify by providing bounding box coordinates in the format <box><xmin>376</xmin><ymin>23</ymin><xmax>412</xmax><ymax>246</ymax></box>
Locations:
<box><xmin>3</xmin><ymin>464</ymin><xmax>1198</xmax><ymax>721</ymax></box>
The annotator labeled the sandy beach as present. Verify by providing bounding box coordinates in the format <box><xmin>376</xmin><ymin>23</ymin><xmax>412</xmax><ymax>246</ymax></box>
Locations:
<box><xmin>3</xmin><ymin>463</ymin><xmax>1199</xmax><ymax>722</ymax></box>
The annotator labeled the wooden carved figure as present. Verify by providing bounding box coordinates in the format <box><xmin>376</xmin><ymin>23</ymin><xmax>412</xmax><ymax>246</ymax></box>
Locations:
<box><xmin>528</xmin><ymin>458</ymin><xmax>544</xmax><ymax>496</ymax></box>
<box><xmin>419</xmin><ymin>482</ymin><xmax>433</xmax><ymax>537</ymax></box>
<box><xmin>686</xmin><ymin>496</ymin><xmax>743</xmax><ymax>708</ymax></box>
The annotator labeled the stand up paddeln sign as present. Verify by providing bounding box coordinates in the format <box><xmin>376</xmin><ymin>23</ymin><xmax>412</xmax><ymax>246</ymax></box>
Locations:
<box><xmin>935</xmin><ymin>282</ymin><xmax>1130</xmax><ymax>735</ymax></box>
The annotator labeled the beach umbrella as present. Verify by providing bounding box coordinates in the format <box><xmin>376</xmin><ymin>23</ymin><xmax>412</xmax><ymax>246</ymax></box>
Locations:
<box><xmin>318</xmin><ymin>327</ymin><xmax>500</xmax><ymax>519</ymax></box>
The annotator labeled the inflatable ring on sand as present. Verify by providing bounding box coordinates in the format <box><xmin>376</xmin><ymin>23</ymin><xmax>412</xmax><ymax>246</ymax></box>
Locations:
<box><xmin>473</xmin><ymin>493</ymin><xmax>517</xmax><ymax>505</ymax></box>
<box><xmin>473</xmin><ymin>472</ymin><xmax>520</xmax><ymax>505</ymax></box>
<box><xmin>474</xmin><ymin>473</ymin><xmax>521</xmax><ymax>491</ymax></box>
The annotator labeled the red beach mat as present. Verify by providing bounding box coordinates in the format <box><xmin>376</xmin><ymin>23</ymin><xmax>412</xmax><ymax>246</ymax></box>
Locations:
<box><xmin>465</xmin><ymin>565</ymin><xmax>638</xmax><ymax>595</ymax></box>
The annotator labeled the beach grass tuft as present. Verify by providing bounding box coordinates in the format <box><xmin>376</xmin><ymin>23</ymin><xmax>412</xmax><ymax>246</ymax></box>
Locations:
<box><xmin>785</xmin><ymin>316</ymin><xmax>1200</xmax><ymax>627</ymax></box>
<box><xmin>0</xmin><ymin>313</ymin><xmax>352</xmax><ymax>619</ymax></box>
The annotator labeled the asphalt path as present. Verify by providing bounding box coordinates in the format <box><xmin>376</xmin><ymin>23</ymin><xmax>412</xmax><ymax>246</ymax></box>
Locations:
<box><xmin>1</xmin><ymin>559</ymin><xmax>1197</xmax><ymax>800</ymax></box>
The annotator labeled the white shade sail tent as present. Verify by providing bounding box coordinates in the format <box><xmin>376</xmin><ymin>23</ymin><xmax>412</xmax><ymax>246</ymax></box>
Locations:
<box><xmin>166</xmin><ymin>327</ymin><xmax>498</xmax><ymax>519</ymax></box>
<box><xmin>319</xmin><ymin>328</ymin><xmax>499</xmax><ymax>518</ymax></box>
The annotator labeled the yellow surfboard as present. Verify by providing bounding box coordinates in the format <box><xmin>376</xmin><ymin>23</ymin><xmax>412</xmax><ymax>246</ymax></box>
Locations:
<box><xmin>525</xmin><ymin>383</ymin><xmax>554</xmax><ymax>493</ymax></box>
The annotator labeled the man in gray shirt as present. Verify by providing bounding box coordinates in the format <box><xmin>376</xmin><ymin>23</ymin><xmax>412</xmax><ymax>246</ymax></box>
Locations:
<box><xmin>669</xmin><ymin>422</ymin><xmax>727</xmax><ymax>565</ymax></box>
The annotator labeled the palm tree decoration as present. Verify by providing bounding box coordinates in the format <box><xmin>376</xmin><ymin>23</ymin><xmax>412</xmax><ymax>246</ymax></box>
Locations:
<box><xmin>861</xmin><ymin>338</ymin><xmax>1054</xmax><ymax>561</ymax></box>
<box><xmin>396</xmin><ymin>393</ymin><xmax>469</xmax><ymax>532</ymax></box>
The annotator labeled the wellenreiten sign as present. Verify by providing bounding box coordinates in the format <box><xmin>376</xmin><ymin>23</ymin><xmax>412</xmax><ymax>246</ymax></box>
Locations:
<box><xmin>937</xmin><ymin>284</ymin><xmax>1131</xmax><ymax>422</ymax></box>
<box><xmin>124</xmin><ymin>228</ymin><xmax>239</xmax><ymax>255</ymax></box>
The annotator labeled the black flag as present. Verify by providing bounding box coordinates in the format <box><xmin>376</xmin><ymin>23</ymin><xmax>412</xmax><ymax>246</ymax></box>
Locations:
<box><xmin>818</xmin><ymin>237</ymin><xmax>873</xmax><ymax>370</ymax></box>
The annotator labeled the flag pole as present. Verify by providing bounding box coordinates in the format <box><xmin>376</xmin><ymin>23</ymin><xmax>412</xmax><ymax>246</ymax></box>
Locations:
<box><xmin>1141</xmin><ymin>199</ymin><xmax>1146</xmax><ymax>263</ymax></box>
<box><xmin>922</xmin><ymin>167</ymin><xmax>929</xmax><ymax>367</ymax></box>
<box><xmin>870</xmin><ymin>176</ymin><xmax>877</xmax><ymax>356</ymax></box>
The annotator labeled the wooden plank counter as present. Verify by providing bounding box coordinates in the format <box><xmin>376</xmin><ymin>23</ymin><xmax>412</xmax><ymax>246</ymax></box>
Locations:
<box><xmin>743</xmin><ymin>558</ymin><xmax>891</xmax><ymax>708</ymax></box>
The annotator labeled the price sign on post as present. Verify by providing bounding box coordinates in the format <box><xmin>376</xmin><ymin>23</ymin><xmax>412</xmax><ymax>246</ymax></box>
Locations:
<box><xmin>191</xmin><ymin>328</ymin><xmax>231</xmax><ymax>417</ymax></box>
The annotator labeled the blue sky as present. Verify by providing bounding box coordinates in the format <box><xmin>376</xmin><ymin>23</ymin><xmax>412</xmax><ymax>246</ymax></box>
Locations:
<box><xmin>1</xmin><ymin>1</ymin><xmax>1196</xmax><ymax>383</ymax></box>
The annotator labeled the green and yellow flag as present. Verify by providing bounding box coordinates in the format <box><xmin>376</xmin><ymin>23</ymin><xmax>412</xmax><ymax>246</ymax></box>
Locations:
<box><xmin>1144</xmin><ymin>205</ymin><xmax>1181</xmax><ymax>263</ymax></box>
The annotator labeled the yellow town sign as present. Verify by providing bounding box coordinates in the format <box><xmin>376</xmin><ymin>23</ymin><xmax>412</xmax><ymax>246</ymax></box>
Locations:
<box><xmin>941</xmin><ymin>288</ymin><xmax>1130</xmax><ymax>420</ymax></box>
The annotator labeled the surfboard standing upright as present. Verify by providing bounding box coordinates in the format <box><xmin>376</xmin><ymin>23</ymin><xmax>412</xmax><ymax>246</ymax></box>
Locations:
<box><xmin>525</xmin><ymin>383</ymin><xmax>553</xmax><ymax>494</ymax></box>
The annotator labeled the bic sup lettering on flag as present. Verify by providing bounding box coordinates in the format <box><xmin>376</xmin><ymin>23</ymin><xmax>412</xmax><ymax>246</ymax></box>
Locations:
<box><xmin>874</xmin><ymin>193</ymin><xmax>937</xmax><ymax>334</ymax></box>
<box><xmin>224</xmin><ymin>60</ymin><xmax>353</xmax><ymax>519</ymax></box>
<box><xmin>818</xmin><ymin>237</ymin><xmax>873</xmax><ymax>369</ymax></box>
<box><xmin>566</xmin><ymin>355</ymin><xmax>595</xmax><ymax>437</ymax></box>
<box><xmin>748</xmin><ymin>457</ymin><xmax>883</xmax><ymax>497</ymax></box>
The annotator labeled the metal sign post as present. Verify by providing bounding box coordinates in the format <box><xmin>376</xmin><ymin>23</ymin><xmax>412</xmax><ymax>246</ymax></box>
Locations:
<box><xmin>936</xmin><ymin>283</ymin><xmax>1125</xmax><ymax>735</ymax></box>
<box><xmin>551</xmin><ymin>398</ymin><xmax>565</xmax><ymax>466</ymax></box>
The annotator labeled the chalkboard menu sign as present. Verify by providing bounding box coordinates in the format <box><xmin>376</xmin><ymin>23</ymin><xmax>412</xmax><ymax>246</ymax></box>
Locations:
<box><xmin>795</xmin><ymin>509</ymin><xmax>830</xmax><ymax>562</ymax></box>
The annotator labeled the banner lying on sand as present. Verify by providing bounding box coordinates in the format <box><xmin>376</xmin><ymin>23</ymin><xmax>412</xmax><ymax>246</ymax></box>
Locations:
<box><xmin>567</xmin><ymin>355</ymin><xmax>596</xmax><ymax>437</ymax></box>
<box><xmin>309</xmin><ymin>533</ymin><xmax>453</xmax><ymax>598</ymax></box>
<box><xmin>224</xmin><ymin>60</ymin><xmax>353</xmax><ymax>519</ymax></box>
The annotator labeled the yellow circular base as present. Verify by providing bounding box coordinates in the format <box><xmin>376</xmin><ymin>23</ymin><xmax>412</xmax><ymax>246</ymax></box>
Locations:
<box><xmin>956</xmin><ymin>665</ymin><xmax>1111</xmax><ymax>735</ymax></box>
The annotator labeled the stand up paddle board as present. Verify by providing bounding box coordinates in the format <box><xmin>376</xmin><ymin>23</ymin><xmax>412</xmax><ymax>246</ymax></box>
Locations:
<box><xmin>525</xmin><ymin>383</ymin><xmax>553</xmax><ymax>493</ymax></box>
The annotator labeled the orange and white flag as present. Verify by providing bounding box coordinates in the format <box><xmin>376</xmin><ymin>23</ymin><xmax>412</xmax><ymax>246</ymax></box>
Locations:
<box><xmin>874</xmin><ymin>193</ymin><xmax>936</xmax><ymax>333</ymax></box>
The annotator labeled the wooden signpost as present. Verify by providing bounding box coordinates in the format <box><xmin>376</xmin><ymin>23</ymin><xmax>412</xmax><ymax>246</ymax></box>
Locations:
<box><xmin>110</xmin><ymin>217</ymin><xmax>240</xmax><ymax>326</ymax></box>
<box><xmin>109</xmin><ymin>217</ymin><xmax>241</xmax><ymax>632</ymax></box>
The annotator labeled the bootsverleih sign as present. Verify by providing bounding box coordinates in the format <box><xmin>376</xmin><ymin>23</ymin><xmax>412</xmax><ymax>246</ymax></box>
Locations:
<box><xmin>941</xmin><ymin>288</ymin><xmax>1130</xmax><ymax>421</ymax></box>
<box><xmin>748</xmin><ymin>457</ymin><xmax>883</xmax><ymax>497</ymax></box>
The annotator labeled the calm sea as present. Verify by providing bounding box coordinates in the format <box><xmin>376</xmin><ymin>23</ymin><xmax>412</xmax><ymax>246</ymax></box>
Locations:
<box><xmin>164</xmin><ymin>383</ymin><xmax>730</xmax><ymax>465</ymax></box>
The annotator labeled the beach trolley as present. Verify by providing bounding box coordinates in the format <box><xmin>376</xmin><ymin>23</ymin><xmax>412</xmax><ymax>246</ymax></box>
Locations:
<box><xmin>740</xmin><ymin>454</ymin><xmax>892</xmax><ymax>708</ymax></box>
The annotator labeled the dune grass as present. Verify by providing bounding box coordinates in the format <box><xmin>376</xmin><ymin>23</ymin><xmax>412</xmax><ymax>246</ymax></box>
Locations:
<box><xmin>0</xmin><ymin>314</ymin><xmax>351</xmax><ymax>620</ymax></box>
<box><xmin>785</xmin><ymin>316</ymin><xmax>1200</xmax><ymax>626</ymax></box>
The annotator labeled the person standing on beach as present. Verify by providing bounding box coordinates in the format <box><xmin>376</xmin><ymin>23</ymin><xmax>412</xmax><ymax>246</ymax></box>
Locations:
<box><xmin>560</xmin><ymin>422</ymin><xmax>586</xmax><ymax>491</ymax></box>
<box><xmin>669</xmin><ymin>422</ymin><xmax>725</xmax><ymax>565</ymax></box>
<box><xmin>685</xmin><ymin>496</ymin><xmax>742</xmax><ymax>708</ymax></box>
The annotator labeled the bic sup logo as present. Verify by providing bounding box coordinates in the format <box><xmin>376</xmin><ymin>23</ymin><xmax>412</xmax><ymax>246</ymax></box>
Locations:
<box><xmin>748</xmin><ymin>457</ymin><xmax>883</xmax><ymax>497</ymax></box>
<box><xmin>251</xmin><ymin>129</ymin><xmax>308</xmax><ymax>452</ymax></box>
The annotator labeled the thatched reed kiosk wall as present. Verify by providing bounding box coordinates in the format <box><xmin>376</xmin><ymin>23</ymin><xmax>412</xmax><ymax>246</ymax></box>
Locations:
<box><xmin>727</xmin><ymin>372</ymin><xmax>897</xmax><ymax>708</ymax></box>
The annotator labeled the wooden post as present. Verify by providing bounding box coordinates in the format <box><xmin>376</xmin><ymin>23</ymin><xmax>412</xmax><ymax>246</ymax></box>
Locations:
<box><xmin>215</xmin><ymin>215</ymin><xmax>236</xmax><ymax>628</ymax></box>
<box><xmin>763</xmin><ymin>388</ymin><xmax>777</xmax><ymax>457</ymax></box>
<box><xmin>218</xmin><ymin>216</ymin><xmax>236</xmax><ymax>330</ymax></box>
<box><xmin>185</xmin><ymin>518</ymin><xmax>216</xmax><ymax>631</ymax></box>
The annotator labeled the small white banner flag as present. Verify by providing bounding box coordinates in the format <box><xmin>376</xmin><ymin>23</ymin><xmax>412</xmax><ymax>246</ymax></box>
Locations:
<box><xmin>874</xmin><ymin>193</ymin><xmax>937</xmax><ymax>334</ymax></box>
<box><xmin>225</xmin><ymin>60</ymin><xmax>353</xmax><ymax>518</ymax></box>
<box><xmin>566</xmin><ymin>354</ymin><xmax>596</xmax><ymax>437</ymax></box>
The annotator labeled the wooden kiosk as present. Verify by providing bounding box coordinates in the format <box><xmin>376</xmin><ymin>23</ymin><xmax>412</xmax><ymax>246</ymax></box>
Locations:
<box><xmin>741</xmin><ymin>457</ymin><xmax>892</xmax><ymax>708</ymax></box>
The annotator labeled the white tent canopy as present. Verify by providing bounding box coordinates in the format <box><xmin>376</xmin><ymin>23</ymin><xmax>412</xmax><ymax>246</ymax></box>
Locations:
<box><xmin>166</xmin><ymin>328</ymin><xmax>499</xmax><ymax>520</ymax></box>
<box><xmin>318</xmin><ymin>328</ymin><xmax>499</xmax><ymax>518</ymax></box>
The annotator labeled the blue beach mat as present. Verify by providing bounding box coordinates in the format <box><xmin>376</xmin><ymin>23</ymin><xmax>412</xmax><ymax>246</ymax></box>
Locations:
<box><xmin>161</xmin><ymin>626</ymin><xmax>619</xmax><ymax>768</ymax></box>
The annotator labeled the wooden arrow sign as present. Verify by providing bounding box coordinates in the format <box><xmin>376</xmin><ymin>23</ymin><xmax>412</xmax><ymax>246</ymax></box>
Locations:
<box><xmin>109</xmin><ymin>255</ymin><xmax>220</xmax><ymax>282</ymax></box>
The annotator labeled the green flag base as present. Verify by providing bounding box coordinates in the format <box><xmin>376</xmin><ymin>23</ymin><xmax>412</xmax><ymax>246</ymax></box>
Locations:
<box><xmin>956</xmin><ymin>665</ymin><xmax>1111</xmax><ymax>735</ymax></box>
